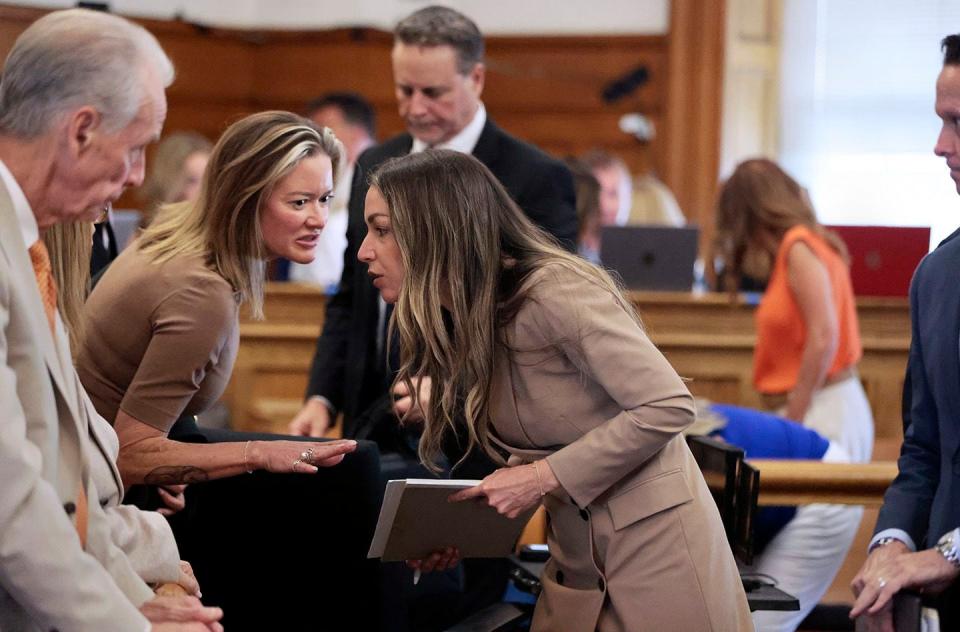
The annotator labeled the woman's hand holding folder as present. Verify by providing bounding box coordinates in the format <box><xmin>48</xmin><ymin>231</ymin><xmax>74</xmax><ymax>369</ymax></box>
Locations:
<box><xmin>448</xmin><ymin>459</ymin><xmax>559</xmax><ymax>519</ymax></box>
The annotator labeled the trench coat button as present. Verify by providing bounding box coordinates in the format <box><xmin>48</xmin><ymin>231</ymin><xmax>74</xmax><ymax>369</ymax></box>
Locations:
<box><xmin>555</xmin><ymin>569</ymin><xmax>565</xmax><ymax>585</ymax></box>
<box><xmin>579</xmin><ymin>508</ymin><xmax>589</xmax><ymax>521</ymax></box>
<box><xmin>598</xmin><ymin>577</ymin><xmax>606</xmax><ymax>592</ymax></box>
<box><xmin>63</xmin><ymin>501</ymin><xmax>76</xmax><ymax>515</ymax></box>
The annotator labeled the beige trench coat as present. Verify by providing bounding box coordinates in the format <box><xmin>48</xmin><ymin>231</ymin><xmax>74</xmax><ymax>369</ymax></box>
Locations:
<box><xmin>491</xmin><ymin>264</ymin><xmax>753</xmax><ymax>632</ymax></box>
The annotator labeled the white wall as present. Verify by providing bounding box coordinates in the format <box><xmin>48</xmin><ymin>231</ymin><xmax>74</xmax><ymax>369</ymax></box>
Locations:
<box><xmin>5</xmin><ymin>0</ymin><xmax>670</xmax><ymax>34</ymax></box>
<box><xmin>779</xmin><ymin>0</ymin><xmax>960</xmax><ymax>248</ymax></box>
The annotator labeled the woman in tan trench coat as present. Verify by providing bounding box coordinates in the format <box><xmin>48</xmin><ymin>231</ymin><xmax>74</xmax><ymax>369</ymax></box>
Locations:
<box><xmin>359</xmin><ymin>149</ymin><xmax>753</xmax><ymax>632</ymax></box>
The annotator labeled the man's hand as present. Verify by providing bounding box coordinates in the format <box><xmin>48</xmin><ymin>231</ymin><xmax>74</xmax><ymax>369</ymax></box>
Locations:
<box><xmin>851</xmin><ymin>540</ymin><xmax>910</xmax><ymax>617</ymax></box>
<box><xmin>176</xmin><ymin>560</ymin><xmax>200</xmax><ymax>597</ymax></box>
<box><xmin>851</xmin><ymin>542</ymin><xmax>960</xmax><ymax>618</ymax></box>
<box><xmin>288</xmin><ymin>398</ymin><xmax>332</xmax><ymax>437</ymax></box>
<box><xmin>393</xmin><ymin>376</ymin><xmax>431</xmax><ymax>424</ymax></box>
<box><xmin>141</xmin><ymin>594</ymin><xmax>222</xmax><ymax>631</ymax></box>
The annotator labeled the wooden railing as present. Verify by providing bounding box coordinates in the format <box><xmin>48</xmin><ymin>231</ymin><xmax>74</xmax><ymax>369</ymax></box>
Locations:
<box><xmin>749</xmin><ymin>460</ymin><xmax>899</xmax><ymax>507</ymax></box>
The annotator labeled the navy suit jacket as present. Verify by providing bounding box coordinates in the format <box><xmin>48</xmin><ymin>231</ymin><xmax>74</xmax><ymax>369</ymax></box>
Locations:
<box><xmin>875</xmin><ymin>227</ymin><xmax>960</xmax><ymax>547</ymax></box>
<box><xmin>305</xmin><ymin>117</ymin><xmax>578</xmax><ymax>434</ymax></box>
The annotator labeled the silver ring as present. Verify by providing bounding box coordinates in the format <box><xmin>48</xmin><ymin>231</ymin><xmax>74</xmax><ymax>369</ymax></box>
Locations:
<box><xmin>300</xmin><ymin>449</ymin><xmax>314</xmax><ymax>462</ymax></box>
<box><xmin>292</xmin><ymin>458</ymin><xmax>302</xmax><ymax>470</ymax></box>
<box><xmin>878</xmin><ymin>577</ymin><xmax>887</xmax><ymax>589</ymax></box>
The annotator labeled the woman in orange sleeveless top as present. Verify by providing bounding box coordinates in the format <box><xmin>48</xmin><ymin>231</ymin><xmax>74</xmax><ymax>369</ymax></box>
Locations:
<box><xmin>713</xmin><ymin>159</ymin><xmax>873</xmax><ymax>463</ymax></box>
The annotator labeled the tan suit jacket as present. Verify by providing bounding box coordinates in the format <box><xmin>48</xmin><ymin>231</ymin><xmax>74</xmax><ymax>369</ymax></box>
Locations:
<box><xmin>0</xmin><ymin>179</ymin><xmax>151</xmax><ymax>631</ymax></box>
<box><xmin>491</xmin><ymin>264</ymin><xmax>752</xmax><ymax>632</ymax></box>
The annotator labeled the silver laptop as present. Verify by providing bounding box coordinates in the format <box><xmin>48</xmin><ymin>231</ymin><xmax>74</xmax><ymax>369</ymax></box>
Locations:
<box><xmin>599</xmin><ymin>226</ymin><xmax>699</xmax><ymax>291</ymax></box>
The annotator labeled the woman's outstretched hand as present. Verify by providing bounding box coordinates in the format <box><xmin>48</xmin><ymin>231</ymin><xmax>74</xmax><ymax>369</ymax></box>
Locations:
<box><xmin>248</xmin><ymin>439</ymin><xmax>357</xmax><ymax>474</ymax></box>
<box><xmin>449</xmin><ymin>460</ymin><xmax>559</xmax><ymax>519</ymax></box>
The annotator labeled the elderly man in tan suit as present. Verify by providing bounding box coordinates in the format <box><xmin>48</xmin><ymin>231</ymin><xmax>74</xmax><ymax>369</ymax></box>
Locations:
<box><xmin>0</xmin><ymin>9</ymin><xmax>223</xmax><ymax>632</ymax></box>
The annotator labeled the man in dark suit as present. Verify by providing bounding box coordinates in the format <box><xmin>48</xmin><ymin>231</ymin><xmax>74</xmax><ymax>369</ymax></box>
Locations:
<box><xmin>289</xmin><ymin>5</ymin><xmax>577</xmax><ymax>442</ymax></box>
<box><xmin>850</xmin><ymin>34</ymin><xmax>960</xmax><ymax>630</ymax></box>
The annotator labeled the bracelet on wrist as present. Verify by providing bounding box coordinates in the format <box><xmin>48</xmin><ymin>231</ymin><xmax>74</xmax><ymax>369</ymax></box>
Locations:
<box><xmin>243</xmin><ymin>441</ymin><xmax>254</xmax><ymax>474</ymax></box>
<box><xmin>532</xmin><ymin>461</ymin><xmax>545</xmax><ymax>497</ymax></box>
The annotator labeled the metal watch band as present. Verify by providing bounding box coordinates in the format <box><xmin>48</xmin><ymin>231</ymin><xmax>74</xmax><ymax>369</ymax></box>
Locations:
<box><xmin>873</xmin><ymin>536</ymin><xmax>900</xmax><ymax>550</ymax></box>
<box><xmin>936</xmin><ymin>529</ymin><xmax>960</xmax><ymax>567</ymax></box>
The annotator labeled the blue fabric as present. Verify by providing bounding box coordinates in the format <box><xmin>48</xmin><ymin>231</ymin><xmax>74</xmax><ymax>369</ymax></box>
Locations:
<box><xmin>707</xmin><ymin>404</ymin><xmax>830</xmax><ymax>552</ymax></box>
<box><xmin>709</xmin><ymin>404</ymin><xmax>829</xmax><ymax>460</ymax></box>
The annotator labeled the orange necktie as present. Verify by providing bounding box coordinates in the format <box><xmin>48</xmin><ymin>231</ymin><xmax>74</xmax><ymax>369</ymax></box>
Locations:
<box><xmin>27</xmin><ymin>240</ymin><xmax>88</xmax><ymax>549</ymax></box>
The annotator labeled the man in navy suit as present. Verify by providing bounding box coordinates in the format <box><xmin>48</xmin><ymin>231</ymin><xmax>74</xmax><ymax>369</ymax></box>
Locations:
<box><xmin>850</xmin><ymin>34</ymin><xmax>960</xmax><ymax>630</ymax></box>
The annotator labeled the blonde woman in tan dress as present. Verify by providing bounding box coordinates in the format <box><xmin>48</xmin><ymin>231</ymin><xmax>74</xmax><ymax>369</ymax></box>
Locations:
<box><xmin>358</xmin><ymin>149</ymin><xmax>753</xmax><ymax>632</ymax></box>
<box><xmin>75</xmin><ymin>111</ymin><xmax>382</xmax><ymax>631</ymax></box>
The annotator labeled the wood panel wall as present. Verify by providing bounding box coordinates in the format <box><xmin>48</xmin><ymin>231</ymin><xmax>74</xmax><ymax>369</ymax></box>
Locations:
<box><xmin>0</xmin><ymin>3</ymin><xmax>726</xmax><ymax>225</ymax></box>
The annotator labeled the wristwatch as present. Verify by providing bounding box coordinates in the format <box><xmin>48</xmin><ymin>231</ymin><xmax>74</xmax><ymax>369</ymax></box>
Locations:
<box><xmin>867</xmin><ymin>535</ymin><xmax>906</xmax><ymax>553</ymax></box>
<box><xmin>935</xmin><ymin>528</ymin><xmax>960</xmax><ymax>568</ymax></box>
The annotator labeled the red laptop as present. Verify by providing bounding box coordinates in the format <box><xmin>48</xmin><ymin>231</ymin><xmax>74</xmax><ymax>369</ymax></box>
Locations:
<box><xmin>826</xmin><ymin>225</ymin><xmax>931</xmax><ymax>297</ymax></box>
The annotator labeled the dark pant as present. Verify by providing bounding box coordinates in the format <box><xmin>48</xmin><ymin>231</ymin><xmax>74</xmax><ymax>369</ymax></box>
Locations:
<box><xmin>128</xmin><ymin>417</ymin><xmax>383</xmax><ymax>632</ymax></box>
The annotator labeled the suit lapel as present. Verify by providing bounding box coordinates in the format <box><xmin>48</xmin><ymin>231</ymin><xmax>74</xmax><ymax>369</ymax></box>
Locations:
<box><xmin>84</xmin><ymin>399</ymin><xmax>125</xmax><ymax>495</ymax></box>
<box><xmin>0</xmin><ymin>181</ymin><xmax>85</xmax><ymax>431</ymax></box>
<box><xmin>470</xmin><ymin>119</ymin><xmax>500</xmax><ymax>166</ymax></box>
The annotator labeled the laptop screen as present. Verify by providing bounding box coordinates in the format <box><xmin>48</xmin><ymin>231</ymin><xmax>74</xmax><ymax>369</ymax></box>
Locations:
<box><xmin>826</xmin><ymin>225</ymin><xmax>930</xmax><ymax>297</ymax></box>
<box><xmin>599</xmin><ymin>226</ymin><xmax>699</xmax><ymax>291</ymax></box>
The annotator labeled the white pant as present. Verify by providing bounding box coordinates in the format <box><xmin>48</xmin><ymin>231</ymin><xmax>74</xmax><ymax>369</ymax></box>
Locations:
<box><xmin>742</xmin><ymin>443</ymin><xmax>863</xmax><ymax>632</ymax></box>
<box><xmin>785</xmin><ymin>376</ymin><xmax>875</xmax><ymax>464</ymax></box>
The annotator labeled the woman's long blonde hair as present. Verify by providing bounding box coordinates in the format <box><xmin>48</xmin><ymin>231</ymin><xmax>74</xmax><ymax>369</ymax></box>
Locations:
<box><xmin>43</xmin><ymin>222</ymin><xmax>92</xmax><ymax>357</ymax></box>
<box><xmin>137</xmin><ymin>111</ymin><xmax>343</xmax><ymax>318</ymax></box>
<box><xmin>371</xmin><ymin>150</ymin><xmax>638</xmax><ymax>470</ymax></box>
<box><xmin>713</xmin><ymin>158</ymin><xmax>847</xmax><ymax>293</ymax></box>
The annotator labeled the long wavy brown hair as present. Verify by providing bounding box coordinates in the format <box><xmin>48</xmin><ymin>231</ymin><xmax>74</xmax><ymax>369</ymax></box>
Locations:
<box><xmin>370</xmin><ymin>149</ymin><xmax>638</xmax><ymax>470</ymax></box>
<box><xmin>712</xmin><ymin>158</ymin><xmax>848</xmax><ymax>293</ymax></box>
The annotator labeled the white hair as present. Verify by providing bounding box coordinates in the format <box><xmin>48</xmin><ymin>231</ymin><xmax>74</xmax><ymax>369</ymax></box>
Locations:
<box><xmin>0</xmin><ymin>9</ymin><xmax>174</xmax><ymax>138</ymax></box>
